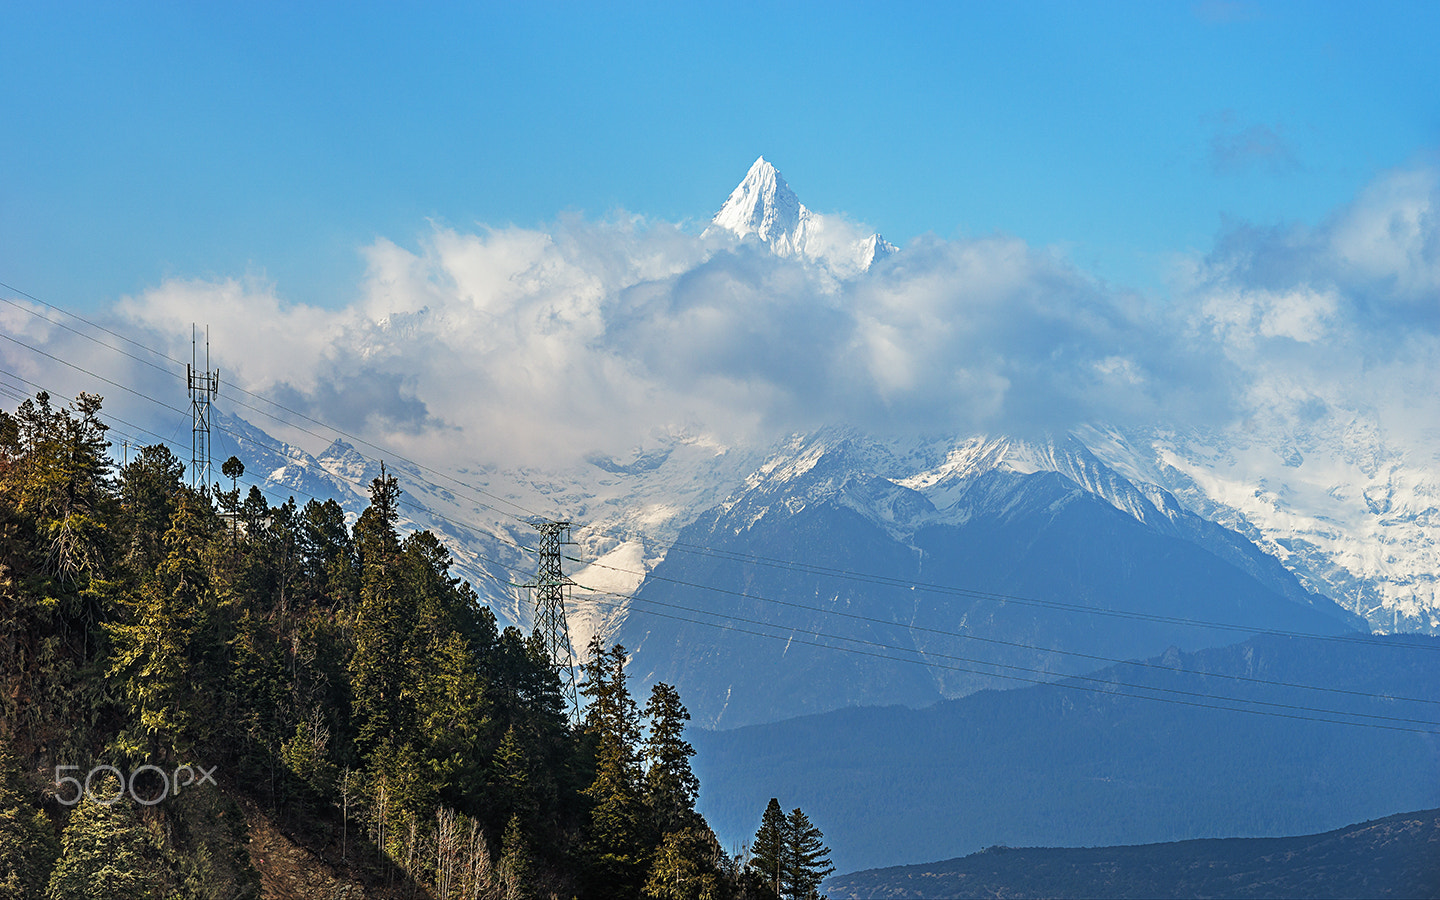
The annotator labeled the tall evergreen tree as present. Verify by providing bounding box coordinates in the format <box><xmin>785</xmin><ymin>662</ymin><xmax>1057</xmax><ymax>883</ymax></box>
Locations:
<box><xmin>644</xmin><ymin>682</ymin><xmax>700</xmax><ymax>834</ymax></box>
<box><xmin>643</xmin><ymin>825</ymin><xmax>728</xmax><ymax>900</ymax></box>
<box><xmin>349</xmin><ymin>471</ymin><xmax>413</xmax><ymax>754</ymax></box>
<box><xmin>580</xmin><ymin>639</ymin><xmax>650</xmax><ymax>896</ymax></box>
<box><xmin>297</xmin><ymin>498</ymin><xmax>356</xmax><ymax>608</ymax></box>
<box><xmin>118</xmin><ymin>444</ymin><xmax>184</xmax><ymax>577</ymax></box>
<box><xmin>751</xmin><ymin>798</ymin><xmax>786</xmax><ymax>897</ymax></box>
<box><xmin>107</xmin><ymin>493</ymin><xmax>226</xmax><ymax>759</ymax></box>
<box><xmin>45</xmin><ymin>776</ymin><xmax>163</xmax><ymax>900</ymax></box>
<box><xmin>782</xmin><ymin>808</ymin><xmax>832</xmax><ymax>900</ymax></box>
<box><xmin>8</xmin><ymin>393</ymin><xmax>113</xmax><ymax>589</ymax></box>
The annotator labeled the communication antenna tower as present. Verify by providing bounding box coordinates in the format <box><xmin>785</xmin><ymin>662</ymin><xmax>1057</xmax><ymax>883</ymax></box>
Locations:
<box><xmin>187</xmin><ymin>325</ymin><xmax>220</xmax><ymax>496</ymax></box>
<box><xmin>524</xmin><ymin>520</ymin><xmax>580</xmax><ymax>721</ymax></box>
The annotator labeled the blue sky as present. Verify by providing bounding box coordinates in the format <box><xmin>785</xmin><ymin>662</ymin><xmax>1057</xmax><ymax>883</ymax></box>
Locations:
<box><xmin>3</xmin><ymin>1</ymin><xmax>1437</xmax><ymax>311</ymax></box>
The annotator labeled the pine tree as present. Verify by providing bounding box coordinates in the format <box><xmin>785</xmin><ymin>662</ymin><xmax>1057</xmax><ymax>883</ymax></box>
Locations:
<box><xmin>750</xmin><ymin>799</ymin><xmax>786</xmax><ymax>897</ymax></box>
<box><xmin>349</xmin><ymin>471</ymin><xmax>413</xmax><ymax>753</ymax></box>
<box><xmin>644</xmin><ymin>683</ymin><xmax>701</xmax><ymax>834</ymax></box>
<box><xmin>580</xmin><ymin>639</ymin><xmax>650</xmax><ymax>896</ymax></box>
<box><xmin>45</xmin><ymin>776</ymin><xmax>163</xmax><ymax>900</ymax></box>
<box><xmin>106</xmin><ymin>492</ymin><xmax>226</xmax><ymax>759</ymax></box>
<box><xmin>497</xmin><ymin>814</ymin><xmax>534</xmax><ymax>900</ymax></box>
<box><xmin>9</xmin><ymin>392</ymin><xmax>113</xmax><ymax>589</ymax></box>
<box><xmin>118</xmin><ymin>444</ymin><xmax>184</xmax><ymax>577</ymax></box>
<box><xmin>297</xmin><ymin>498</ymin><xmax>357</xmax><ymax>608</ymax></box>
<box><xmin>782</xmin><ymin>808</ymin><xmax>832</xmax><ymax>900</ymax></box>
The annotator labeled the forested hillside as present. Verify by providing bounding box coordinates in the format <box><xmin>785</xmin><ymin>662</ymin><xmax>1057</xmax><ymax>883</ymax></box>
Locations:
<box><xmin>0</xmin><ymin>391</ymin><xmax>777</xmax><ymax>899</ymax></box>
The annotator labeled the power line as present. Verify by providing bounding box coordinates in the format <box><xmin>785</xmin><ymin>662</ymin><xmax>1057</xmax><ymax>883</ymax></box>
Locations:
<box><xmin>567</xmin><ymin>581</ymin><xmax>1440</xmax><ymax>731</ymax></box>
<box><xmin>571</xmin><ymin>550</ymin><xmax>1440</xmax><ymax>706</ymax></box>
<box><xmin>574</xmin><ymin>589</ymin><xmax>1440</xmax><ymax>736</ymax></box>
<box><xmin>570</xmin><ymin>549</ymin><xmax>1438</xmax><ymax>653</ymax></box>
<box><xmin>0</xmin><ymin>355</ymin><xmax>536</xmax><ymax>567</ymax></box>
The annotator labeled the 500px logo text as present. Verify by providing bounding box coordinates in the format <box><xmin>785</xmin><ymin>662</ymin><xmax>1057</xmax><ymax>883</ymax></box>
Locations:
<box><xmin>53</xmin><ymin>764</ymin><xmax>217</xmax><ymax>806</ymax></box>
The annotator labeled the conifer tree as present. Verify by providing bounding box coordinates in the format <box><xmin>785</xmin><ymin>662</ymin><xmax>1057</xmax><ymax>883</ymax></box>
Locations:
<box><xmin>107</xmin><ymin>493</ymin><xmax>225</xmax><ymax>758</ymax></box>
<box><xmin>644</xmin><ymin>682</ymin><xmax>701</xmax><ymax>834</ymax></box>
<box><xmin>9</xmin><ymin>392</ymin><xmax>113</xmax><ymax>589</ymax></box>
<box><xmin>782</xmin><ymin>808</ymin><xmax>832</xmax><ymax>900</ymax></box>
<box><xmin>118</xmin><ymin>444</ymin><xmax>184</xmax><ymax>577</ymax></box>
<box><xmin>350</xmin><ymin>471</ymin><xmax>413</xmax><ymax>753</ymax></box>
<box><xmin>580</xmin><ymin>639</ymin><xmax>650</xmax><ymax>896</ymax></box>
<box><xmin>297</xmin><ymin>498</ymin><xmax>356</xmax><ymax>607</ymax></box>
<box><xmin>497</xmin><ymin>813</ymin><xmax>534</xmax><ymax>900</ymax></box>
<box><xmin>643</xmin><ymin>824</ymin><xmax>728</xmax><ymax>900</ymax></box>
<box><xmin>750</xmin><ymin>799</ymin><xmax>787</xmax><ymax>897</ymax></box>
<box><xmin>45</xmin><ymin>776</ymin><xmax>163</xmax><ymax>900</ymax></box>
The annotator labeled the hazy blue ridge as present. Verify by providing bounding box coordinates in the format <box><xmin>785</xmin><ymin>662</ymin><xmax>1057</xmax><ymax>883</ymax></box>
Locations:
<box><xmin>690</xmin><ymin>633</ymin><xmax>1440</xmax><ymax>874</ymax></box>
<box><xmin>824</xmin><ymin>807</ymin><xmax>1440</xmax><ymax>899</ymax></box>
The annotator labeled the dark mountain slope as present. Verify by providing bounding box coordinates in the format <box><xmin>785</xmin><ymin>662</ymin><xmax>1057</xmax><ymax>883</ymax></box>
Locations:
<box><xmin>621</xmin><ymin>458</ymin><xmax>1358</xmax><ymax>728</ymax></box>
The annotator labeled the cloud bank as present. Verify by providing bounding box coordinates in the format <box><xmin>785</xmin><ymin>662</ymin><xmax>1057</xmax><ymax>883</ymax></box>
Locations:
<box><xmin>105</xmin><ymin>225</ymin><xmax>1226</xmax><ymax>468</ymax></box>
<box><xmin>6</xmin><ymin>163</ymin><xmax>1435</xmax><ymax>479</ymax></box>
<box><xmin>1185</xmin><ymin>163</ymin><xmax>1440</xmax><ymax>451</ymax></box>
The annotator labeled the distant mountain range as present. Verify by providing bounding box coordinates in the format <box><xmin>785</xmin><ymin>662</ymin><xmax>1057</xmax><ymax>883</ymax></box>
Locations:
<box><xmin>825</xmin><ymin>806</ymin><xmax>1440</xmax><ymax>899</ymax></box>
<box><xmin>217</xmin><ymin>157</ymin><xmax>1437</xmax><ymax>670</ymax></box>
<box><xmin>689</xmin><ymin>632</ymin><xmax>1440</xmax><ymax>874</ymax></box>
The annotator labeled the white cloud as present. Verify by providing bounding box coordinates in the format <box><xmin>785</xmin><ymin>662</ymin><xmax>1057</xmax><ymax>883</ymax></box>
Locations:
<box><xmin>1178</xmin><ymin>161</ymin><xmax>1440</xmax><ymax>451</ymax></box>
<box><xmin>9</xmin><ymin>162</ymin><xmax>1436</xmax><ymax>487</ymax></box>
<box><xmin>96</xmin><ymin>215</ymin><xmax>1220</xmax><ymax>469</ymax></box>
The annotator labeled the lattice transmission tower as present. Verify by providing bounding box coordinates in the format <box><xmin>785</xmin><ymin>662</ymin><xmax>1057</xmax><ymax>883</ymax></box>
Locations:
<box><xmin>187</xmin><ymin>325</ymin><xmax>219</xmax><ymax>497</ymax></box>
<box><xmin>525</xmin><ymin>520</ymin><xmax>580</xmax><ymax>721</ymax></box>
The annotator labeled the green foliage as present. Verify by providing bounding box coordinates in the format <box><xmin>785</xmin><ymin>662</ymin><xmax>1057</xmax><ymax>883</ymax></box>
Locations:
<box><xmin>45</xmin><ymin>776</ymin><xmax>163</xmax><ymax>900</ymax></box>
<box><xmin>118</xmin><ymin>444</ymin><xmax>184</xmax><ymax>577</ymax></box>
<box><xmin>749</xmin><ymin>801</ymin><xmax>832</xmax><ymax>900</ymax></box>
<box><xmin>0</xmin><ymin>747</ymin><xmax>59</xmax><ymax>900</ymax></box>
<box><xmin>581</xmin><ymin>639</ymin><xmax>651</xmax><ymax>896</ymax></box>
<box><xmin>4</xmin><ymin>392</ymin><xmax>114</xmax><ymax>590</ymax></box>
<box><xmin>751</xmin><ymin>799</ymin><xmax>786</xmax><ymax>897</ymax></box>
<box><xmin>106</xmin><ymin>493</ymin><xmax>229</xmax><ymax>759</ymax></box>
<box><xmin>644</xmin><ymin>682</ymin><xmax>701</xmax><ymax>834</ymax></box>
<box><xmin>349</xmin><ymin>473</ymin><xmax>412</xmax><ymax>755</ymax></box>
<box><xmin>783</xmin><ymin>808</ymin><xmax>833</xmax><ymax>900</ymax></box>
<box><xmin>644</xmin><ymin>825</ymin><xmax>730</xmax><ymax>900</ymax></box>
<box><xmin>0</xmin><ymin>393</ymin><xmax>744</xmax><ymax>900</ymax></box>
<box><xmin>498</xmin><ymin>813</ymin><xmax>535</xmax><ymax>900</ymax></box>
<box><xmin>297</xmin><ymin>498</ymin><xmax>356</xmax><ymax>607</ymax></box>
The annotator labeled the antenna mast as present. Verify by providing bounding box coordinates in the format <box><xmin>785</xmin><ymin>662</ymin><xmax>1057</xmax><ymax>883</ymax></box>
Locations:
<box><xmin>188</xmin><ymin>324</ymin><xmax>220</xmax><ymax>496</ymax></box>
<box><xmin>525</xmin><ymin>520</ymin><xmax>581</xmax><ymax>721</ymax></box>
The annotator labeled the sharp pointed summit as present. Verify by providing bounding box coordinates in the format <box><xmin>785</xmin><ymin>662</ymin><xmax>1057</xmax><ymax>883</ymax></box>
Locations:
<box><xmin>709</xmin><ymin>156</ymin><xmax>812</xmax><ymax>251</ymax></box>
<box><xmin>706</xmin><ymin>156</ymin><xmax>897</xmax><ymax>274</ymax></box>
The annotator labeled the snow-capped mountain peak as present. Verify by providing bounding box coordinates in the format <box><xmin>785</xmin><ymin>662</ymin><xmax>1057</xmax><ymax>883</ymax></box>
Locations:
<box><xmin>710</xmin><ymin>156</ymin><xmax>808</xmax><ymax>247</ymax></box>
<box><xmin>706</xmin><ymin>156</ymin><xmax>897</xmax><ymax>274</ymax></box>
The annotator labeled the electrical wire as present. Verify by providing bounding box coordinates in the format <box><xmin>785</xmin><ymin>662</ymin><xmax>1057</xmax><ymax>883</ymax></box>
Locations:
<box><xmin>571</xmin><ymin>588</ymin><xmax>1440</xmax><ymax>736</ymax></box>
